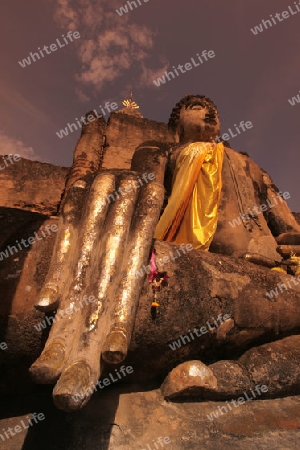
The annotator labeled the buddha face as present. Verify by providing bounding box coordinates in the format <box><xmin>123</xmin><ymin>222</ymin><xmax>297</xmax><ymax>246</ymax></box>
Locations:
<box><xmin>173</xmin><ymin>96</ymin><xmax>221</xmax><ymax>144</ymax></box>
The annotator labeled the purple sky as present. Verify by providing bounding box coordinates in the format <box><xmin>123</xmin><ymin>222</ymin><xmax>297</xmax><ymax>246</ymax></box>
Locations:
<box><xmin>1</xmin><ymin>0</ymin><xmax>299</xmax><ymax>210</ymax></box>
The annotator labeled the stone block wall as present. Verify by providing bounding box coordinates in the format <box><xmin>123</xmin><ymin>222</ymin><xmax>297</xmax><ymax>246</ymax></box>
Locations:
<box><xmin>102</xmin><ymin>111</ymin><xmax>174</xmax><ymax>169</ymax></box>
<box><xmin>0</xmin><ymin>157</ymin><xmax>68</xmax><ymax>216</ymax></box>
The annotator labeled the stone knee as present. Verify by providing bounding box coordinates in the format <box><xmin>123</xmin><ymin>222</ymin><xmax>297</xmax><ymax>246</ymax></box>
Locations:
<box><xmin>131</xmin><ymin>141</ymin><xmax>170</xmax><ymax>185</ymax></box>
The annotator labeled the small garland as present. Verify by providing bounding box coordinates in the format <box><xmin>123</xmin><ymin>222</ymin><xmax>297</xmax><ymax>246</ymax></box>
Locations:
<box><xmin>149</xmin><ymin>250</ymin><xmax>168</xmax><ymax>312</ymax></box>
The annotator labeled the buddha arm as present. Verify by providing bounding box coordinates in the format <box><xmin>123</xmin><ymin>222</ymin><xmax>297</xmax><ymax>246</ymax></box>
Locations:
<box><xmin>245</xmin><ymin>153</ymin><xmax>299</xmax><ymax>238</ymax></box>
<box><xmin>260</xmin><ymin>170</ymin><xmax>300</xmax><ymax>237</ymax></box>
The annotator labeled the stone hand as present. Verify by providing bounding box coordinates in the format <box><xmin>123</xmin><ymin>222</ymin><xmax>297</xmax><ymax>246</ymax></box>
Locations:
<box><xmin>30</xmin><ymin>170</ymin><xmax>164</xmax><ymax>411</ymax></box>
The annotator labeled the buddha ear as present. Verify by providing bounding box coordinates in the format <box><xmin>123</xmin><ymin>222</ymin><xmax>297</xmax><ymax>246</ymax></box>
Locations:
<box><xmin>174</xmin><ymin>123</ymin><xmax>183</xmax><ymax>144</ymax></box>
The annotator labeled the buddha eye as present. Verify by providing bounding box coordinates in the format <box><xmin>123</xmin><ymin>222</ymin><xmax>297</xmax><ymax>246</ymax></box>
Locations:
<box><xmin>189</xmin><ymin>105</ymin><xmax>203</xmax><ymax>110</ymax></box>
<box><xmin>187</xmin><ymin>107</ymin><xmax>206</xmax><ymax>119</ymax></box>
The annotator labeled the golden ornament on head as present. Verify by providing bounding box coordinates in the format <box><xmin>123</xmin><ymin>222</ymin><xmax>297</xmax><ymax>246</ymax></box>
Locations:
<box><xmin>122</xmin><ymin>91</ymin><xmax>140</xmax><ymax>109</ymax></box>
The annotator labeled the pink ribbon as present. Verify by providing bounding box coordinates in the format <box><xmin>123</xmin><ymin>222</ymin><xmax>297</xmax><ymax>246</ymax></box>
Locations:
<box><xmin>149</xmin><ymin>250</ymin><xmax>158</xmax><ymax>282</ymax></box>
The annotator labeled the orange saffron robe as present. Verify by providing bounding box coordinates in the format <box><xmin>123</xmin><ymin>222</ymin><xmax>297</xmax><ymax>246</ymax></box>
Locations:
<box><xmin>154</xmin><ymin>142</ymin><xmax>224</xmax><ymax>250</ymax></box>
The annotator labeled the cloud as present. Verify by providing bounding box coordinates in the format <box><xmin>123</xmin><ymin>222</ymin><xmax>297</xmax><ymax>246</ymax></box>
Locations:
<box><xmin>139</xmin><ymin>59</ymin><xmax>170</xmax><ymax>88</ymax></box>
<box><xmin>0</xmin><ymin>131</ymin><xmax>40</xmax><ymax>160</ymax></box>
<box><xmin>0</xmin><ymin>80</ymin><xmax>56</xmax><ymax>129</ymax></box>
<box><xmin>53</xmin><ymin>0</ymin><xmax>79</xmax><ymax>30</ymax></box>
<box><xmin>75</xmin><ymin>87</ymin><xmax>91</xmax><ymax>102</ymax></box>
<box><xmin>53</xmin><ymin>0</ymin><xmax>168</xmax><ymax>95</ymax></box>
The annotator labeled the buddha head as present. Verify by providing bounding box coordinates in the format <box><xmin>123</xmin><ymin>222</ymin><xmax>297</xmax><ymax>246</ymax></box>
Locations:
<box><xmin>168</xmin><ymin>95</ymin><xmax>221</xmax><ymax>144</ymax></box>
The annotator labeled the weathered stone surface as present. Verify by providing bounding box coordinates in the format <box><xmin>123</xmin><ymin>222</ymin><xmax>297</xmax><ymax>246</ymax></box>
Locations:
<box><xmin>130</xmin><ymin>141</ymin><xmax>170</xmax><ymax>184</ymax></box>
<box><xmin>162</xmin><ymin>334</ymin><xmax>300</xmax><ymax>402</ymax></box>
<box><xmin>0</xmin><ymin>216</ymin><xmax>58</xmax><ymax>394</ymax></box>
<box><xmin>276</xmin><ymin>231</ymin><xmax>300</xmax><ymax>245</ymax></box>
<box><xmin>294</xmin><ymin>212</ymin><xmax>300</xmax><ymax>224</ymax></box>
<box><xmin>247</xmin><ymin>235</ymin><xmax>281</xmax><ymax>262</ymax></box>
<box><xmin>161</xmin><ymin>360</ymin><xmax>217</xmax><ymax>400</ymax></box>
<box><xmin>62</xmin><ymin>111</ymin><xmax>106</xmax><ymax>207</ymax></box>
<box><xmin>238</xmin><ymin>335</ymin><xmax>300</xmax><ymax>397</ymax></box>
<box><xmin>1</xmin><ymin>387</ymin><xmax>300</xmax><ymax>449</ymax></box>
<box><xmin>208</xmin><ymin>360</ymin><xmax>252</xmax><ymax>399</ymax></box>
<box><xmin>103</xmin><ymin>111</ymin><xmax>174</xmax><ymax>169</ymax></box>
<box><xmin>208</xmin><ymin>148</ymin><xmax>299</xmax><ymax>261</ymax></box>
<box><xmin>1</xmin><ymin>110</ymin><xmax>300</xmax><ymax>407</ymax></box>
<box><xmin>1</xmin><ymin>101</ymin><xmax>300</xmax><ymax>444</ymax></box>
<box><xmin>3</xmin><ymin>234</ymin><xmax>300</xmax><ymax>395</ymax></box>
<box><xmin>0</xmin><ymin>157</ymin><xmax>68</xmax><ymax>215</ymax></box>
<box><xmin>216</xmin><ymin>318</ymin><xmax>235</xmax><ymax>341</ymax></box>
<box><xmin>278</xmin><ymin>244</ymin><xmax>300</xmax><ymax>257</ymax></box>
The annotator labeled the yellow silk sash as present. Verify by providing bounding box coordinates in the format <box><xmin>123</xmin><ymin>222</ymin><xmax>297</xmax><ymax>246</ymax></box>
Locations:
<box><xmin>154</xmin><ymin>142</ymin><xmax>224</xmax><ymax>250</ymax></box>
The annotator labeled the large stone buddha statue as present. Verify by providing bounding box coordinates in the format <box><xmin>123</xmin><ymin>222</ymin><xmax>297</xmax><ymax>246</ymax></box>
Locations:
<box><xmin>29</xmin><ymin>94</ymin><xmax>300</xmax><ymax>411</ymax></box>
<box><xmin>155</xmin><ymin>95</ymin><xmax>300</xmax><ymax>260</ymax></box>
